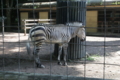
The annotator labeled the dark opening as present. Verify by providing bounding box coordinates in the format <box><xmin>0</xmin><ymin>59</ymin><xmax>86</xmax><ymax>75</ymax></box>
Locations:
<box><xmin>98</xmin><ymin>10</ymin><xmax>120</xmax><ymax>33</ymax></box>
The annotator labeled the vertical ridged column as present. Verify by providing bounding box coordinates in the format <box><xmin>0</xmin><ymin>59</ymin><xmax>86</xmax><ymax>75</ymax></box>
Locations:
<box><xmin>54</xmin><ymin>0</ymin><xmax>86</xmax><ymax>59</ymax></box>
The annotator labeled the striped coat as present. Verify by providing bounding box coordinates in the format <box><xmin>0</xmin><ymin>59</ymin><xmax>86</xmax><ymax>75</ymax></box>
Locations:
<box><xmin>27</xmin><ymin>22</ymin><xmax>85</xmax><ymax>68</ymax></box>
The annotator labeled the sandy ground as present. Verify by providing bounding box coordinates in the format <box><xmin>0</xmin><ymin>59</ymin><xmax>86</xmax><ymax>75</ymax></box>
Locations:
<box><xmin>0</xmin><ymin>32</ymin><xmax>120</xmax><ymax>80</ymax></box>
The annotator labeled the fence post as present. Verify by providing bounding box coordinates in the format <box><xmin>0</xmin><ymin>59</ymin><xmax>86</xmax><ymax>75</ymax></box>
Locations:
<box><xmin>24</xmin><ymin>19</ymin><xmax>26</xmax><ymax>36</ymax></box>
<box><xmin>54</xmin><ymin>0</ymin><xmax>86</xmax><ymax>60</ymax></box>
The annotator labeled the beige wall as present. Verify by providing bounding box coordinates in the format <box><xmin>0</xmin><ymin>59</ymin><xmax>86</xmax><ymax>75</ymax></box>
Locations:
<box><xmin>39</xmin><ymin>12</ymin><xmax>48</xmax><ymax>23</ymax></box>
<box><xmin>86</xmin><ymin>11</ymin><xmax>98</xmax><ymax>32</ymax></box>
<box><xmin>20</xmin><ymin>12</ymin><xmax>28</xmax><ymax>29</ymax></box>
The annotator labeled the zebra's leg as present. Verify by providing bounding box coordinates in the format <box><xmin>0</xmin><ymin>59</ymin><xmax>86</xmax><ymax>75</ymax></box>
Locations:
<box><xmin>33</xmin><ymin>46</ymin><xmax>45</xmax><ymax>68</ymax></box>
<box><xmin>63</xmin><ymin>44</ymin><xmax>68</xmax><ymax>66</ymax></box>
<box><xmin>57</xmin><ymin>45</ymin><xmax>63</xmax><ymax>65</ymax></box>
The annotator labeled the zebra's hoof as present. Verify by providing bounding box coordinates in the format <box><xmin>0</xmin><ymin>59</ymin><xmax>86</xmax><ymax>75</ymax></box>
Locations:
<box><xmin>40</xmin><ymin>65</ymin><xmax>45</xmax><ymax>68</ymax></box>
<box><xmin>36</xmin><ymin>63</ymin><xmax>45</xmax><ymax>68</ymax></box>
<box><xmin>63</xmin><ymin>62</ymin><xmax>67</xmax><ymax>66</ymax></box>
<box><xmin>58</xmin><ymin>62</ymin><xmax>62</xmax><ymax>65</ymax></box>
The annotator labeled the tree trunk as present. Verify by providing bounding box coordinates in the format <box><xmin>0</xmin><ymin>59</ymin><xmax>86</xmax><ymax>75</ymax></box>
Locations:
<box><xmin>6</xmin><ymin>0</ymin><xmax>13</xmax><ymax>26</ymax></box>
<box><xmin>6</xmin><ymin>9</ymin><xmax>11</xmax><ymax>26</ymax></box>
<box><xmin>54</xmin><ymin>0</ymin><xmax>86</xmax><ymax>60</ymax></box>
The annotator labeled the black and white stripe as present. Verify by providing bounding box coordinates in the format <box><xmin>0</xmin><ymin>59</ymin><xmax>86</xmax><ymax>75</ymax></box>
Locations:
<box><xmin>26</xmin><ymin>22</ymin><xmax>85</xmax><ymax>68</ymax></box>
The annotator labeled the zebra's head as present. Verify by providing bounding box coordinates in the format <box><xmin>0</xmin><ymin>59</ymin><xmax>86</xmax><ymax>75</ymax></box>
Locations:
<box><xmin>66</xmin><ymin>21</ymin><xmax>86</xmax><ymax>41</ymax></box>
<box><xmin>77</xmin><ymin>26</ymin><xmax>86</xmax><ymax>41</ymax></box>
<box><xmin>66</xmin><ymin>21</ymin><xmax>83</xmax><ymax>27</ymax></box>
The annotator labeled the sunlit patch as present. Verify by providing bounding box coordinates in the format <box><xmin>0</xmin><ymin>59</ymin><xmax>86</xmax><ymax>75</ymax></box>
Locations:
<box><xmin>9</xmin><ymin>47</ymin><xmax>26</xmax><ymax>52</ymax></box>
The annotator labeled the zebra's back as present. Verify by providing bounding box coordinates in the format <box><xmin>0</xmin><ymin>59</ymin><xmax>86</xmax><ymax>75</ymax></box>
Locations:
<box><xmin>30</xmin><ymin>26</ymin><xmax>47</xmax><ymax>45</ymax></box>
<box><xmin>29</xmin><ymin>25</ymin><xmax>75</xmax><ymax>46</ymax></box>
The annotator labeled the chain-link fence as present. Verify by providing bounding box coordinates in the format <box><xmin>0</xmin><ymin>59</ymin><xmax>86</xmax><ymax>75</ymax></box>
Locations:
<box><xmin>0</xmin><ymin>0</ymin><xmax>120</xmax><ymax>80</ymax></box>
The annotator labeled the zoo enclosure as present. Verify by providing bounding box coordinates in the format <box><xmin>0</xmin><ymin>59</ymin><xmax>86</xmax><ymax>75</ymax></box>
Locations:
<box><xmin>0</xmin><ymin>0</ymin><xmax>120</xmax><ymax>80</ymax></box>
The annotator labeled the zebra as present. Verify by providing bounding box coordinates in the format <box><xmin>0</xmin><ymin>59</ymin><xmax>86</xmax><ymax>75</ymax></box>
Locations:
<box><xmin>26</xmin><ymin>22</ymin><xmax>85</xmax><ymax>68</ymax></box>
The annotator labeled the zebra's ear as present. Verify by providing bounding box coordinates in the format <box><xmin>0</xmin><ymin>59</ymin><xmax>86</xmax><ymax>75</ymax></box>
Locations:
<box><xmin>81</xmin><ymin>25</ymin><xmax>85</xmax><ymax>28</ymax></box>
<box><xmin>65</xmin><ymin>23</ymin><xmax>71</xmax><ymax>26</ymax></box>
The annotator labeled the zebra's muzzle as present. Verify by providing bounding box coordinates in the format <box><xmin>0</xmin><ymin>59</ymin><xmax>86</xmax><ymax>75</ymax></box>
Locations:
<box><xmin>80</xmin><ymin>38</ymin><xmax>85</xmax><ymax>41</ymax></box>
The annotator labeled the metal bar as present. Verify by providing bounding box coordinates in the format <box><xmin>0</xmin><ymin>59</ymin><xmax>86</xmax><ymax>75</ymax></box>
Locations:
<box><xmin>103</xmin><ymin>0</ymin><xmax>107</xmax><ymax>79</ymax></box>
<box><xmin>66</xmin><ymin>1</ymin><xmax>69</xmax><ymax>79</ymax></box>
<box><xmin>16</xmin><ymin>0</ymin><xmax>21</xmax><ymax>79</ymax></box>
<box><xmin>1</xmin><ymin>0</ymin><xmax>5</xmax><ymax>80</ymax></box>
<box><xmin>49</xmin><ymin>0</ymin><xmax>52</xmax><ymax>79</ymax></box>
<box><xmin>32</xmin><ymin>0</ymin><xmax>36</xmax><ymax>80</ymax></box>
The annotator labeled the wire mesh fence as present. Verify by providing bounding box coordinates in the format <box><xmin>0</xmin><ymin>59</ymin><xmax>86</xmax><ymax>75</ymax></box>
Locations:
<box><xmin>0</xmin><ymin>0</ymin><xmax>120</xmax><ymax>80</ymax></box>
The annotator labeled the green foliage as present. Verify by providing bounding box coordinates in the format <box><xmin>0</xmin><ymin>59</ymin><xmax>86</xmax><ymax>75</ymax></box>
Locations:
<box><xmin>86</xmin><ymin>57</ymin><xmax>95</xmax><ymax>61</ymax></box>
<box><xmin>81</xmin><ymin>54</ymin><xmax>100</xmax><ymax>61</ymax></box>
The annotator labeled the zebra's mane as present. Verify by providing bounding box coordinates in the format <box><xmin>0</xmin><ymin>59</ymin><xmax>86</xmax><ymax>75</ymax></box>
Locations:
<box><xmin>37</xmin><ymin>23</ymin><xmax>68</xmax><ymax>27</ymax></box>
<box><xmin>66</xmin><ymin>21</ymin><xmax>83</xmax><ymax>27</ymax></box>
<box><xmin>37</xmin><ymin>21</ymin><xmax>83</xmax><ymax>27</ymax></box>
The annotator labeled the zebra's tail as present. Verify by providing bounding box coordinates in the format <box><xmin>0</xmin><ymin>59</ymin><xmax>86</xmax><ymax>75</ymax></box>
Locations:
<box><xmin>26</xmin><ymin>32</ymin><xmax>31</xmax><ymax>55</ymax></box>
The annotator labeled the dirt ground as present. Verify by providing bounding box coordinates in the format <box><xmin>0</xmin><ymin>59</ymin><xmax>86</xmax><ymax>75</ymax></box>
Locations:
<box><xmin>0</xmin><ymin>32</ymin><xmax>120</xmax><ymax>80</ymax></box>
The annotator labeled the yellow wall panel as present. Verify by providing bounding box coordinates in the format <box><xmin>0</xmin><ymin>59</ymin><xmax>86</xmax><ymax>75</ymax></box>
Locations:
<box><xmin>20</xmin><ymin>12</ymin><xmax>28</xmax><ymax>29</ymax></box>
<box><xmin>86</xmin><ymin>11</ymin><xmax>98</xmax><ymax>32</ymax></box>
<box><xmin>39</xmin><ymin>12</ymin><xmax>48</xmax><ymax>23</ymax></box>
